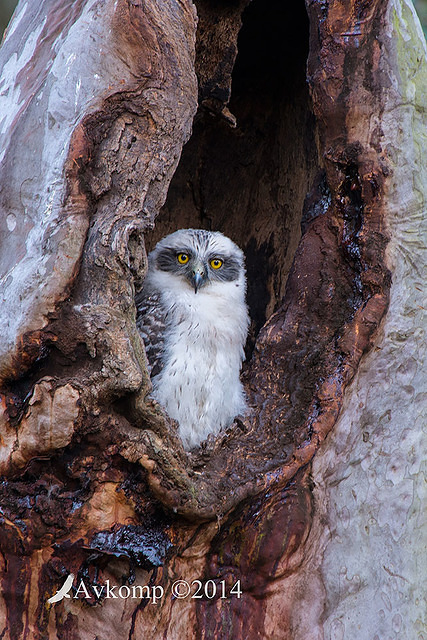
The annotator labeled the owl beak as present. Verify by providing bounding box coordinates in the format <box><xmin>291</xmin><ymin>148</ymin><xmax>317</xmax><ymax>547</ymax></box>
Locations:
<box><xmin>190</xmin><ymin>264</ymin><xmax>206</xmax><ymax>293</ymax></box>
<box><xmin>192</xmin><ymin>272</ymin><xmax>203</xmax><ymax>293</ymax></box>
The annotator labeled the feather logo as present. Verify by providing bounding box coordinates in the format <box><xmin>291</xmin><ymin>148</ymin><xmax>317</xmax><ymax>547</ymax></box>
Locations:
<box><xmin>47</xmin><ymin>574</ymin><xmax>74</xmax><ymax>604</ymax></box>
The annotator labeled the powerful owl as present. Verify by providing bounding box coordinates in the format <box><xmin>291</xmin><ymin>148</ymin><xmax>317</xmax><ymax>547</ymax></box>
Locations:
<box><xmin>136</xmin><ymin>228</ymin><xmax>249</xmax><ymax>450</ymax></box>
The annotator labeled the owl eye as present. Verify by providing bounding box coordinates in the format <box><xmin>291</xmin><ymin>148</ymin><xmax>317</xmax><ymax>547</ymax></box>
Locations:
<box><xmin>177</xmin><ymin>253</ymin><xmax>190</xmax><ymax>264</ymax></box>
<box><xmin>210</xmin><ymin>258</ymin><xmax>223</xmax><ymax>270</ymax></box>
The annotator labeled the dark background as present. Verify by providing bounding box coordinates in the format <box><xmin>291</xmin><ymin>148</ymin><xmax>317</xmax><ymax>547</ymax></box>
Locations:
<box><xmin>1</xmin><ymin>0</ymin><xmax>18</xmax><ymax>40</ymax></box>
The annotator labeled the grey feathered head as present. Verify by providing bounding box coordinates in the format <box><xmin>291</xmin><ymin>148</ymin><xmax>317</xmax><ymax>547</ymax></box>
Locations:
<box><xmin>148</xmin><ymin>228</ymin><xmax>245</xmax><ymax>293</ymax></box>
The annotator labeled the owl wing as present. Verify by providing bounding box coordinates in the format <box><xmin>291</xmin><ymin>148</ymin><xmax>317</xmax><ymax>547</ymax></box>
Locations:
<box><xmin>135</xmin><ymin>287</ymin><xmax>166</xmax><ymax>378</ymax></box>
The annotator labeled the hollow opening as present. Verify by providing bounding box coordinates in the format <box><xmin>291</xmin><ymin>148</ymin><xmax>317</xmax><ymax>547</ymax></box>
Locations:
<box><xmin>146</xmin><ymin>0</ymin><xmax>320</xmax><ymax>350</ymax></box>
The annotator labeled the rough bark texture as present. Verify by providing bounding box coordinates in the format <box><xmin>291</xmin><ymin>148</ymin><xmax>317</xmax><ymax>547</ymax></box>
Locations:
<box><xmin>0</xmin><ymin>0</ymin><xmax>425</xmax><ymax>638</ymax></box>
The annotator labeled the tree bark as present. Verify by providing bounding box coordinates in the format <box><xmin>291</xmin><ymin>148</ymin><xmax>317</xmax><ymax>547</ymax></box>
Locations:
<box><xmin>0</xmin><ymin>0</ymin><xmax>425</xmax><ymax>638</ymax></box>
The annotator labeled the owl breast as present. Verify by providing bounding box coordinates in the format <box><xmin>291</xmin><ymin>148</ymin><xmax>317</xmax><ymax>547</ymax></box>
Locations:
<box><xmin>151</xmin><ymin>282</ymin><xmax>248</xmax><ymax>450</ymax></box>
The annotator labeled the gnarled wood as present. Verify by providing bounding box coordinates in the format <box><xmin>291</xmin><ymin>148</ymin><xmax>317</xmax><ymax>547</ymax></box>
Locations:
<box><xmin>0</xmin><ymin>0</ymin><xmax>425</xmax><ymax>638</ymax></box>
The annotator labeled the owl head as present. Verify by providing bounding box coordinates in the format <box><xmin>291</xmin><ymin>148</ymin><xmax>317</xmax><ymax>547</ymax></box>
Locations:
<box><xmin>147</xmin><ymin>228</ymin><xmax>246</xmax><ymax>294</ymax></box>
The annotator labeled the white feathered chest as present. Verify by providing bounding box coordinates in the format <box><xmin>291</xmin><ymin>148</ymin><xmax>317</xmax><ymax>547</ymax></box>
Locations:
<box><xmin>136</xmin><ymin>229</ymin><xmax>249</xmax><ymax>450</ymax></box>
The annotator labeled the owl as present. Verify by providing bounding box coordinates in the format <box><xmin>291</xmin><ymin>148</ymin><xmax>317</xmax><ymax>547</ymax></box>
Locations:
<box><xmin>136</xmin><ymin>229</ymin><xmax>249</xmax><ymax>450</ymax></box>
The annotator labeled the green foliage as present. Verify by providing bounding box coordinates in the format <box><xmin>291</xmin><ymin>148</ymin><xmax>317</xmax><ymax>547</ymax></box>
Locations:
<box><xmin>0</xmin><ymin>0</ymin><xmax>17</xmax><ymax>42</ymax></box>
<box><xmin>413</xmin><ymin>0</ymin><xmax>427</xmax><ymax>37</ymax></box>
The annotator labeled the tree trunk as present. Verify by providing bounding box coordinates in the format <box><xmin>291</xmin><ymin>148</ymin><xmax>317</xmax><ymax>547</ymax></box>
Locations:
<box><xmin>0</xmin><ymin>0</ymin><xmax>425</xmax><ymax>638</ymax></box>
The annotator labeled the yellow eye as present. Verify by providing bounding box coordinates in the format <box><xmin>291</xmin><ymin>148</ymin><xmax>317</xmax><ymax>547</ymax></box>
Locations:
<box><xmin>210</xmin><ymin>258</ymin><xmax>223</xmax><ymax>270</ymax></box>
<box><xmin>177</xmin><ymin>253</ymin><xmax>190</xmax><ymax>264</ymax></box>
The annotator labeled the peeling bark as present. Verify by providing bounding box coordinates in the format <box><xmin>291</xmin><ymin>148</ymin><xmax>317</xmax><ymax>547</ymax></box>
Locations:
<box><xmin>0</xmin><ymin>0</ymin><xmax>425</xmax><ymax>638</ymax></box>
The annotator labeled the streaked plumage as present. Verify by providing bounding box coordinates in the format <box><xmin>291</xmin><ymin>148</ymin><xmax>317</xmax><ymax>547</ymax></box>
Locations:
<box><xmin>136</xmin><ymin>229</ymin><xmax>249</xmax><ymax>450</ymax></box>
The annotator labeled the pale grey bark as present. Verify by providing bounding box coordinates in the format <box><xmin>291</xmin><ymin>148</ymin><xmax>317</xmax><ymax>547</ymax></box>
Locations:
<box><xmin>289</xmin><ymin>2</ymin><xmax>427</xmax><ymax>638</ymax></box>
<box><xmin>0</xmin><ymin>0</ymin><xmax>197</xmax><ymax>381</ymax></box>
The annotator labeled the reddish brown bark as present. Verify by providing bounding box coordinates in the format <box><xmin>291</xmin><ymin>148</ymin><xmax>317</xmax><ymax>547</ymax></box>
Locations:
<box><xmin>0</xmin><ymin>0</ymin><xmax>397</xmax><ymax>637</ymax></box>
